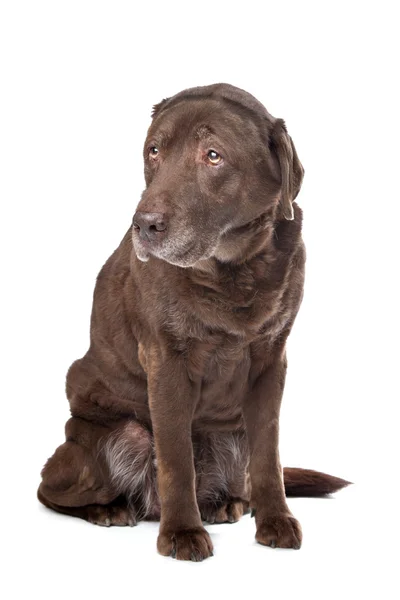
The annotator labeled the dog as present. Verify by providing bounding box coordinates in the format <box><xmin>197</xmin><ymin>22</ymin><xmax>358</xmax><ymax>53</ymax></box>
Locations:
<box><xmin>38</xmin><ymin>83</ymin><xmax>349</xmax><ymax>561</ymax></box>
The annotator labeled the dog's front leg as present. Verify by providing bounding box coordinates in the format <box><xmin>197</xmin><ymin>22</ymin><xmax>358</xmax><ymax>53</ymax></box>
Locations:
<box><xmin>243</xmin><ymin>350</ymin><xmax>302</xmax><ymax>549</ymax></box>
<box><xmin>147</xmin><ymin>346</ymin><xmax>213</xmax><ymax>561</ymax></box>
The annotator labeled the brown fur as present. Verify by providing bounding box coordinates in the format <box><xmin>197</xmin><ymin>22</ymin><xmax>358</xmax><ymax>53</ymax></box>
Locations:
<box><xmin>38</xmin><ymin>83</ymin><xmax>350</xmax><ymax>561</ymax></box>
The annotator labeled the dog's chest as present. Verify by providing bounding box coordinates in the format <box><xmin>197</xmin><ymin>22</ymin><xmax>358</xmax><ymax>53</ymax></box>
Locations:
<box><xmin>164</xmin><ymin>270</ymin><xmax>288</xmax><ymax>383</ymax></box>
<box><xmin>184</xmin><ymin>331</ymin><xmax>250</xmax><ymax>382</ymax></box>
<box><xmin>166</xmin><ymin>288</ymin><xmax>287</xmax><ymax>426</ymax></box>
<box><xmin>186</xmin><ymin>333</ymin><xmax>252</xmax><ymax>428</ymax></box>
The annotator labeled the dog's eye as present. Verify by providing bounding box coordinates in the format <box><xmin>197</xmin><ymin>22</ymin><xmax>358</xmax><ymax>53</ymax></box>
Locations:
<box><xmin>149</xmin><ymin>146</ymin><xmax>159</xmax><ymax>158</ymax></box>
<box><xmin>207</xmin><ymin>150</ymin><xmax>223</xmax><ymax>165</ymax></box>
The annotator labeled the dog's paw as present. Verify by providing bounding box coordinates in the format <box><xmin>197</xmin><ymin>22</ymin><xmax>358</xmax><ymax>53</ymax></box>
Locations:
<box><xmin>87</xmin><ymin>504</ymin><xmax>137</xmax><ymax>527</ymax></box>
<box><xmin>201</xmin><ymin>500</ymin><xmax>248</xmax><ymax>524</ymax></box>
<box><xmin>255</xmin><ymin>514</ymin><xmax>302</xmax><ymax>549</ymax></box>
<box><xmin>157</xmin><ymin>527</ymin><xmax>213</xmax><ymax>561</ymax></box>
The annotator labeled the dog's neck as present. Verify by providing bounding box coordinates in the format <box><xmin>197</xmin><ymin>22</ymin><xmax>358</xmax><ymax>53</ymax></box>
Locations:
<box><xmin>215</xmin><ymin>212</ymin><xmax>275</xmax><ymax>264</ymax></box>
<box><xmin>192</xmin><ymin>212</ymin><xmax>278</xmax><ymax>275</ymax></box>
<box><xmin>190</xmin><ymin>204</ymin><xmax>302</xmax><ymax>288</ymax></box>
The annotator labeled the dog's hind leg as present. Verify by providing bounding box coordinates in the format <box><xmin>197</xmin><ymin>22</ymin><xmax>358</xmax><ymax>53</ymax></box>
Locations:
<box><xmin>37</xmin><ymin>489</ymin><xmax>137</xmax><ymax>526</ymax></box>
<box><xmin>38</xmin><ymin>417</ymin><xmax>158</xmax><ymax>525</ymax></box>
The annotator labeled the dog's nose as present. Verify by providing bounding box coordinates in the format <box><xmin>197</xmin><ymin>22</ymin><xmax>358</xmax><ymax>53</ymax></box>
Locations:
<box><xmin>132</xmin><ymin>212</ymin><xmax>167</xmax><ymax>242</ymax></box>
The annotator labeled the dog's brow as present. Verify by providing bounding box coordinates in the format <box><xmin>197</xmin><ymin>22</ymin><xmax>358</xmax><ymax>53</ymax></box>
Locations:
<box><xmin>195</xmin><ymin>125</ymin><xmax>214</xmax><ymax>140</ymax></box>
<box><xmin>149</xmin><ymin>129</ymin><xmax>172</xmax><ymax>147</ymax></box>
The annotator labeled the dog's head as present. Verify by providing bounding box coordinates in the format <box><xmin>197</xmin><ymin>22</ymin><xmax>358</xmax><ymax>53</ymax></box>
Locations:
<box><xmin>132</xmin><ymin>83</ymin><xmax>304</xmax><ymax>267</ymax></box>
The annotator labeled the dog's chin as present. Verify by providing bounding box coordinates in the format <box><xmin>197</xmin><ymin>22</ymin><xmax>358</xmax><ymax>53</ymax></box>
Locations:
<box><xmin>151</xmin><ymin>244</ymin><xmax>209</xmax><ymax>268</ymax></box>
<box><xmin>132</xmin><ymin>233</ymin><xmax>217</xmax><ymax>268</ymax></box>
<box><xmin>131</xmin><ymin>233</ymin><xmax>154</xmax><ymax>263</ymax></box>
<box><xmin>133</xmin><ymin>247</ymin><xmax>150</xmax><ymax>262</ymax></box>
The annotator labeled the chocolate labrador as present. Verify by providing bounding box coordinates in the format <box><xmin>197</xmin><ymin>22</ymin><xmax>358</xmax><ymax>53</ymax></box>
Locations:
<box><xmin>38</xmin><ymin>83</ymin><xmax>349</xmax><ymax>561</ymax></box>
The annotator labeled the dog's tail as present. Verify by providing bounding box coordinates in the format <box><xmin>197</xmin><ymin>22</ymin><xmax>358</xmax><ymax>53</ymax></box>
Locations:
<box><xmin>283</xmin><ymin>467</ymin><xmax>352</xmax><ymax>497</ymax></box>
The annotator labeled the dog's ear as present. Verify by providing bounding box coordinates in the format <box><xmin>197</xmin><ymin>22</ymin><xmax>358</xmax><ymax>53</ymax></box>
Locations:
<box><xmin>151</xmin><ymin>98</ymin><xmax>169</xmax><ymax>118</ymax></box>
<box><xmin>270</xmin><ymin>119</ymin><xmax>304</xmax><ymax>220</ymax></box>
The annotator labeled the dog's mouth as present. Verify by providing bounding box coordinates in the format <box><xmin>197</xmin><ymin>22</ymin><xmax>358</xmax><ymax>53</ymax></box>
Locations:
<box><xmin>132</xmin><ymin>228</ymin><xmax>196</xmax><ymax>266</ymax></box>
<box><xmin>131</xmin><ymin>233</ymin><xmax>153</xmax><ymax>262</ymax></box>
<box><xmin>132</xmin><ymin>227</ymin><xmax>216</xmax><ymax>268</ymax></box>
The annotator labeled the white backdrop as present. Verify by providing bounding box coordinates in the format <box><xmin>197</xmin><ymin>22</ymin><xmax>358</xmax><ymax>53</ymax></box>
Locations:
<box><xmin>1</xmin><ymin>1</ymin><xmax>399</xmax><ymax>599</ymax></box>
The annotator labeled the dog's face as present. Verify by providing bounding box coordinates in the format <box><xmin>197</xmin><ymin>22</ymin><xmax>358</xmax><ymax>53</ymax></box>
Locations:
<box><xmin>132</xmin><ymin>84</ymin><xmax>304</xmax><ymax>267</ymax></box>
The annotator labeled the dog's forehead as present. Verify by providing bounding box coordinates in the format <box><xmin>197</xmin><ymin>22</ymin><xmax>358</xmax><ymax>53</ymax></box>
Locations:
<box><xmin>159</xmin><ymin>83</ymin><xmax>274</xmax><ymax>120</ymax></box>
<box><xmin>148</xmin><ymin>94</ymin><xmax>268</xmax><ymax>145</ymax></box>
